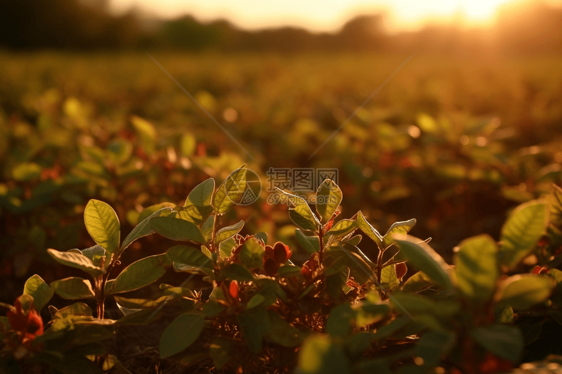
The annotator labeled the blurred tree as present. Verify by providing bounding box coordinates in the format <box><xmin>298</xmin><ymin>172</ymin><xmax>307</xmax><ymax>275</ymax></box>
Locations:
<box><xmin>496</xmin><ymin>1</ymin><xmax>562</xmax><ymax>54</ymax></box>
<box><xmin>1</xmin><ymin>0</ymin><xmax>561</xmax><ymax>54</ymax></box>
<box><xmin>0</xmin><ymin>0</ymin><xmax>141</xmax><ymax>49</ymax></box>
<box><xmin>337</xmin><ymin>15</ymin><xmax>387</xmax><ymax>50</ymax></box>
<box><xmin>156</xmin><ymin>16</ymin><xmax>229</xmax><ymax>50</ymax></box>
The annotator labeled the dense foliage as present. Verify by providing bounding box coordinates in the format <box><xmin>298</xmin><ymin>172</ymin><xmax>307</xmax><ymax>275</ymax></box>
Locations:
<box><xmin>2</xmin><ymin>164</ymin><xmax>562</xmax><ymax>373</ymax></box>
<box><xmin>2</xmin><ymin>52</ymin><xmax>562</xmax><ymax>372</ymax></box>
<box><xmin>2</xmin><ymin>53</ymin><xmax>562</xmax><ymax>286</ymax></box>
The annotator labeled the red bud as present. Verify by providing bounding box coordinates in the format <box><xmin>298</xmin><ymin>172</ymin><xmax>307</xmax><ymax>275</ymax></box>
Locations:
<box><xmin>264</xmin><ymin>258</ymin><xmax>279</xmax><ymax>276</ymax></box>
<box><xmin>273</xmin><ymin>242</ymin><xmax>288</xmax><ymax>264</ymax></box>
<box><xmin>396</xmin><ymin>263</ymin><xmax>408</xmax><ymax>280</ymax></box>
<box><xmin>7</xmin><ymin>296</ymin><xmax>43</xmax><ymax>340</ymax></box>
<box><xmin>264</xmin><ymin>245</ymin><xmax>275</xmax><ymax>260</ymax></box>
<box><xmin>229</xmin><ymin>281</ymin><xmax>239</xmax><ymax>300</ymax></box>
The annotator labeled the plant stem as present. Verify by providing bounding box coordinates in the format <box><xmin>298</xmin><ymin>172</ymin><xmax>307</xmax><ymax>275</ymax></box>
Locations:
<box><xmin>97</xmin><ymin>260</ymin><xmax>115</xmax><ymax>320</ymax></box>
<box><xmin>377</xmin><ymin>247</ymin><xmax>384</xmax><ymax>297</ymax></box>
<box><xmin>211</xmin><ymin>214</ymin><xmax>221</xmax><ymax>253</ymax></box>
<box><xmin>318</xmin><ymin>229</ymin><xmax>324</xmax><ymax>266</ymax></box>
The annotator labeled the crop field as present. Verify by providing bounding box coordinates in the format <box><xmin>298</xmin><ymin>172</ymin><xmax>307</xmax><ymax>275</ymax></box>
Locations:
<box><xmin>2</xmin><ymin>50</ymin><xmax>562</xmax><ymax>373</ymax></box>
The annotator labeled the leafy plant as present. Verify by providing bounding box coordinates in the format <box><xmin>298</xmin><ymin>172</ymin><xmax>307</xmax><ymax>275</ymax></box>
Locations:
<box><xmin>48</xmin><ymin>199</ymin><xmax>175</xmax><ymax>319</ymax></box>
<box><xmin>3</xmin><ymin>166</ymin><xmax>562</xmax><ymax>373</ymax></box>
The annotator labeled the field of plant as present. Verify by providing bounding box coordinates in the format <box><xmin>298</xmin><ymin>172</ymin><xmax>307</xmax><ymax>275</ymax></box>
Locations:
<box><xmin>2</xmin><ymin>51</ymin><xmax>562</xmax><ymax>373</ymax></box>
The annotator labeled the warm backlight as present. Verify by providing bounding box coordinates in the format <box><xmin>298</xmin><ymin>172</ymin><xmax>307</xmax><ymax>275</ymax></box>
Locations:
<box><xmin>110</xmin><ymin>0</ymin><xmax>518</xmax><ymax>31</ymax></box>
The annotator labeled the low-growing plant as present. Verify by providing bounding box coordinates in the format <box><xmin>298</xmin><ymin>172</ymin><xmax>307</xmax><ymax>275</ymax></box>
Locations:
<box><xmin>2</xmin><ymin>166</ymin><xmax>562</xmax><ymax>373</ymax></box>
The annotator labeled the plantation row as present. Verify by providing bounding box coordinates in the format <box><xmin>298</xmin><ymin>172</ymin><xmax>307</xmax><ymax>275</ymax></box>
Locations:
<box><xmin>2</xmin><ymin>165</ymin><xmax>562</xmax><ymax>373</ymax></box>
<box><xmin>2</xmin><ymin>53</ymin><xmax>562</xmax><ymax>282</ymax></box>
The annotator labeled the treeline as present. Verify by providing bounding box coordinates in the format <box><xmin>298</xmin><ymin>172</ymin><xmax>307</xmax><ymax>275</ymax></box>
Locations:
<box><xmin>0</xmin><ymin>0</ymin><xmax>561</xmax><ymax>54</ymax></box>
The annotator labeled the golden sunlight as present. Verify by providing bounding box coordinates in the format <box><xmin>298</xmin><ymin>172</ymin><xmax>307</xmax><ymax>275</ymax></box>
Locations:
<box><xmin>110</xmin><ymin>0</ymin><xmax>519</xmax><ymax>31</ymax></box>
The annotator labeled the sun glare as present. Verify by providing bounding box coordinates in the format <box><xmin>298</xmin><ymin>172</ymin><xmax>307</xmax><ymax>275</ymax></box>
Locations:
<box><xmin>459</xmin><ymin>0</ymin><xmax>513</xmax><ymax>21</ymax></box>
<box><xmin>110</xmin><ymin>0</ymin><xmax>519</xmax><ymax>31</ymax></box>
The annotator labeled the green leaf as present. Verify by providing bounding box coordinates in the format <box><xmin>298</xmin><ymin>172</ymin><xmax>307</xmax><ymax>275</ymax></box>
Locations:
<box><xmin>131</xmin><ymin>115</ymin><xmax>156</xmax><ymax>155</ymax></box>
<box><xmin>138</xmin><ymin>203</ymin><xmax>176</xmax><ymax>224</ymax></box>
<box><xmin>160</xmin><ymin>313</ymin><xmax>205</xmax><ymax>359</ymax></box>
<box><xmin>494</xmin><ymin>305</ymin><xmax>514</xmax><ymax>323</ymax></box>
<box><xmin>402</xmin><ymin>272</ymin><xmax>434</xmax><ymax>294</ymax></box>
<box><xmin>201</xmin><ymin>245</ymin><xmax>213</xmax><ymax>260</ymax></box>
<box><xmin>278</xmin><ymin>265</ymin><xmax>302</xmax><ymax>278</ymax></box>
<box><xmin>23</xmin><ymin>274</ymin><xmax>53</xmax><ymax>311</ymax></box>
<box><xmin>167</xmin><ymin>245</ymin><xmax>213</xmax><ymax>274</ymax></box>
<box><xmin>352</xmin><ymin>358</ymin><xmax>392</xmax><ymax>374</ymax></box>
<box><xmin>213</xmin><ymin>165</ymin><xmax>247</xmax><ymax>214</ymax></box>
<box><xmin>186</xmin><ymin>178</ymin><xmax>215</xmax><ymax>207</ymax></box>
<box><xmin>356</xmin><ymin>211</ymin><xmax>383</xmax><ymax>249</ymax></box>
<box><xmin>151</xmin><ymin>216</ymin><xmax>206</xmax><ymax>243</ymax></box>
<box><xmin>344</xmin><ymin>235</ymin><xmax>362</xmax><ymax>247</ymax></box>
<box><xmin>417</xmin><ymin>331</ymin><xmax>456</xmax><ymax>367</ymax></box>
<box><xmin>278</xmin><ymin>189</ymin><xmax>319</xmax><ymax>232</ymax></box>
<box><xmin>237</xmin><ymin>307</ymin><xmax>270</xmax><ymax>353</ymax></box>
<box><xmin>324</xmin><ymin>245</ymin><xmax>374</xmax><ymax>285</ymax></box>
<box><xmin>295</xmin><ymin>229</ymin><xmax>320</xmax><ymax>254</ymax></box>
<box><xmin>160</xmin><ymin>284</ymin><xmax>196</xmax><ymax>298</ymax></box>
<box><xmin>115</xmin><ymin>296</ymin><xmax>169</xmax><ymax>309</ymax></box>
<box><xmin>325</xmin><ymin>219</ymin><xmax>357</xmax><ymax>241</ymax></box>
<box><xmin>417</xmin><ymin>113</ymin><xmax>439</xmax><ymax>133</ymax></box>
<box><xmin>47</xmin><ymin>248</ymin><xmax>105</xmax><ymax>277</ymax></box>
<box><xmin>219</xmin><ymin>237</ymin><xmax>237</xmax><ymax>258</ymax></box>
<box><xmin>109</xmin><ymin>254</ymin><xmax>171</xmax><ymax>294</ymax></box>
<box><xmin>252</xmin><ymin>279</ymin><xmax>277</xmax><ymax>308</ymax></box>
<box><xmin>299</xmin><ymin>335</ymin><xmax>350</xmax><ymax>374</ymax></box>
<box><xmin>51</xmin><ymin>277</ymin><xmax>95</xmax><ymax>299</ymax></box>
<box><xmin>266</xmin><ymin>310</ymin><xmax>302</xmax><ymax>347</ymax></box>
<box><xmin>210</xmin><ymin>337</ymin><xmax>233</xmax><ymax>370</ymax></box>
<box><xmin>326</xmin><ymin>272</ymin><xmax>347</xmax><ymax>301</ymax></box>
<box><xmin>107</xmin><ymin>139</ymin><xmax>132</xmax><ymax>165</ymax></box>
<box><xmin>116</xmin><ymin>308</ymin><xmax>161</xmax><ymax>326</ymax></box>
<box><xmin>247</xmin><ymin>294</ymin><xmax>266</xmax><ymax>309</ymax></box>
<box><xmin>394</xmin><ymin>237</ymin><xmax>452</xmax><ymax>289</ymax></box>
<box><xmin>240</xmin><ymin>237</ymin><xmax>265</xmax><ymax>269</ymax></box>
<box><xmin>121</xmin><ymin>207</ymin><xmax>173</xmax><ymax>252</ymax></box>
<box><xmin>178</xmin><ymin>204</ymin><xmax>213</xmax><ymax>225</ymax></box>
<box><xmin>382</xmin><ymin>219</ymin><xmax>416</xmax><ymax>249</ymax></box>
<box><xmin>380</xmin><ymin>265</ymin><xmax>399</xmax><ymax>291</ymax></box>
<box><xmin>316</xmin><ymin>179</ymin><xmax>343</xmax><ymax>222</ymax></box>
<box><xmin>255</xmin><ymin>232</ymin><xmax>268</xmax><ymax>245</ymax></box>
<box><xmin>81</xmin><ymin>245</ymin><xmax>106</xmax><ymax>268</ymax></box>
<box><xmin>221</xmin><ymin>263</ymin><xmax>254</xmax><ymax>281</ymax></box>
<box><xmin>500</xmin><ymin>200</ymin><xmax>549</xmax><ymax>270</ymax></box>
<box><xmin>455</xmin><ymin>234</ymin><xmax>498</xmax><ymax>303</ymax></box>
<box><xmin>355</xmin><ymin>303</ymin><xmax>389</xmax><ymax>328</ymax></box>
<box><xmin>390</xmin><ymin>292</ymin><xmax>459</xmax><ymax>320</ymax></box>
<box><xmin>327</xmin><ymin>304</ymin><xmax>355</xmax><ymax>336</ymax></box>
<box><xmin>203</xmin><ymin>300</ymin><xmax>226</xmax><ymax>316</ymax></box>
<box><xmin>179</xmin><ymin>178</ymin><xmax>215</xmax><ymax>225</ymax></box>
<box><xmin>549</xmin><ymin>268</ymin><xmax>562</xmax><ymax>306</ymax></box>
<box><xmin>371</xmin><ymin>317</ymin><xmax>410</xmax><ymax>341</ymax></box>
<box><xmin>84</xmin><ymin>199</ymin><xmax>120</xmax><ymax>253</ymax></box>
<box><xmin>12</xmin><ymin>162</ymin><xmax>42</xmax><ymax>181</ymax></box>
<box><xmin>215</xmin><ymin>220</ymin><xmax>244</xmax><ymax>244</ymax></box>
<box><xmin>342</xmin><ymin>243</ymin><xmax>375</xmax><ymax>268</ymax></box>
<box><xmin>53</xmin><ymin>302</ymin><xmax>93</xmax><ymax>319</ymax></box>
<box><xmin>181</xmin><ymin>133</ymin><xmax>196</xmax><ymax>156</ymax></box>
<box><xmin>201</xmin><ymin>215</ymin><xmax>215</xmax><ymax>244</ymax></box>
<box><xmin>471</xmin><ymin>324</ymin><xmax>523</xmax><ymax>362</ymax></box>
<box><xmin>498</xmin><ymin>274</ymin><xmax>555</xmax><ymax>310</ymax></box>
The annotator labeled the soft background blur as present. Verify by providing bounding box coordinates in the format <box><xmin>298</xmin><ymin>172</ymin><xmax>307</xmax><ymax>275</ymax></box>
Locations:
<box><xmin>1</xmin><ymin>0</ymin><xmax>562</xmax><ymax>300</ymax></box>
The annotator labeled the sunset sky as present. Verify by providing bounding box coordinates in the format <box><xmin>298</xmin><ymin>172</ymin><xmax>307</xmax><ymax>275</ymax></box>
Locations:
<box><xmin>108</xmin><ymin>0</ymin><xmax>545</xmax><ymax>32</ymax></box>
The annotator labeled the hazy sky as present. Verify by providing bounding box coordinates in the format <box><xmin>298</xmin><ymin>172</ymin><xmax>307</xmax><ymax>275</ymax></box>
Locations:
<box><xmin>109</xmin><ymin>0</ymin><xmax>533</xmax><ymax>32</ymax></box>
